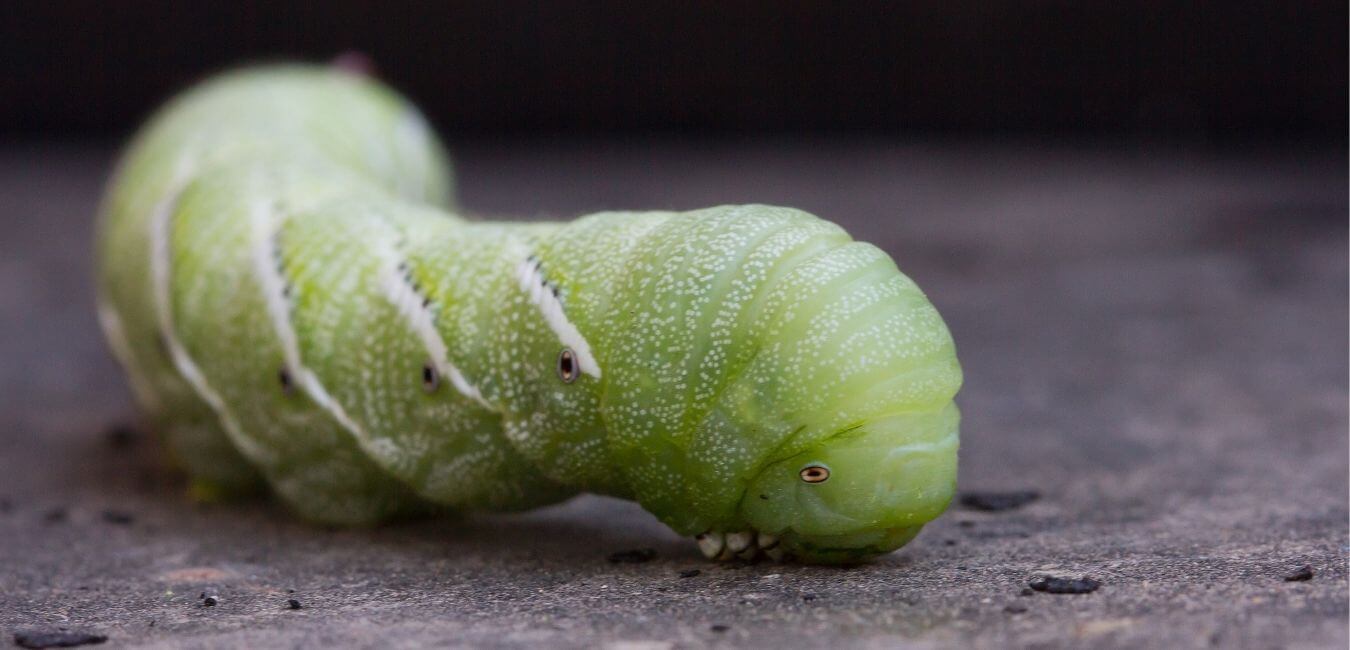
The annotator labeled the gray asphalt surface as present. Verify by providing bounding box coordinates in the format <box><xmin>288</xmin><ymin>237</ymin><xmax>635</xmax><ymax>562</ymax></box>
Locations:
<box><xmin>1</xmin><ymin>139</ymin><xmax>1345</xmax><ymax>649</ymax></box>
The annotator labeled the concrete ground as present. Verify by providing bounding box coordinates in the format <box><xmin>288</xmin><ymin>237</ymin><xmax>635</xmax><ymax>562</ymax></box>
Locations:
<box><xmin>0</xmin><ymin>139</ymin><xmax>1345</xmax><ymax>649</ymax></box>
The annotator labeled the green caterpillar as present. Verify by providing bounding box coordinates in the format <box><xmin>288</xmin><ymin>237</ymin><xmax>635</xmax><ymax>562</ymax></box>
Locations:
<box><xmin>95</xmin><ymin>64</ymin><xmax>963</xmax><ymax>564</ymax></box>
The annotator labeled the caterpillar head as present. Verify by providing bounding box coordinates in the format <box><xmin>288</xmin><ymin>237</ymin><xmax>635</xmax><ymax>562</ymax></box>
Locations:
<box><xmin>735</xmin><ymin>406</ymin><xmax>959</xmax><ymax>563</ymax></box>
<box><xmin>700</xmin><ymin>224</ymin><xmax>963</xmax><ymax>564</ymax></box>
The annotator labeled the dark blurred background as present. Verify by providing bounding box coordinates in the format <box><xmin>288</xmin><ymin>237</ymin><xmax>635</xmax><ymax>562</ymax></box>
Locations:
<box><xmin>3</xmin><ymin>1</ymin><xmax>1345</xmax><ymax>142</ymax></box>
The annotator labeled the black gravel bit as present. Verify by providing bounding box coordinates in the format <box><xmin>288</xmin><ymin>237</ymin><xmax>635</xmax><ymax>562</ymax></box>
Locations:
<box><xmin>201</xmin><ymin>594</ymin><xmax>218</xmax><ymax>607</ymax></box>
<box><xmin>607</xmin><ymin>548</ymin><xmax>657</xmax><ymax>564</ymax></box>
<box><xmin>101</xmin><ymin>510</ymin><xmax>134</xmax><ymax>525</ymax></box>
<box><xmin>1029</xmin><ymin>575</ymin><xmax>1101</xmax><ymax>594</ymax></box>
<box><xmin>13</xmin><ymin>629</ymin><xmax>108</xmax><ymax>649</ymax></box>
<box><xmin>710</xmin><ymin>624</ymin><xmax>730</xmax><ymax>633</ymax></box>
<box><xmin>678</xmin><ymin>569</ymin><xmax>701</xmax><ymax>578</ymax></box>
<box><xmin>801</xmin><ymin>593</ymin><xmax>817</xmax><ymax>602</ymax></box>
<box><xmin>42</xmin><ymin>507</ymin><xmax>67</xmax><ymax>524</ymax></box>
<box><xmin>959</xmin><ymin>490</ymin><xmax>1041</xmax><ymax>512</ymax></box>
<box><xmin>1283</xmin><ymin>565</ymin><xmax>1315</xmax><ymax>582</ymax></box>
<box><xmin>104</xmin><ymin>424</ymin><xmax>139</xmax><ymax>449</ymax></box>
<box><xmin>286</xmin><ymin>598</ymin><xmax>303</xmax><ymax>610</ymax></box>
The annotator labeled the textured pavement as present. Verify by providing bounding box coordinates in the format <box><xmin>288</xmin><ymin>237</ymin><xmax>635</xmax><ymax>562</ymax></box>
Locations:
<box><xmin>0</xmin><ymin>139</ymin><xmax>1345</xmax><ymax>648</ymax></box>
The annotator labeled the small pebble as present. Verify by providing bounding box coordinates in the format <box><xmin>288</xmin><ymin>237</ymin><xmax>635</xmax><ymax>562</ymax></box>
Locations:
<box><xmin>101</xmin><ymin>510</ymin><xmax>134</xmax><ymax>525</ymax></box>
<box><xmin>1019</xmin><ymin>587</ymin><xmax>1036</xmax><ymax>597</ymax></box>
<box><xmin>1283</xmin><ymin>565</ymin><xmax>1315</xmax><ymax>582</ymax></box>
<box><xmin>678</xmin><ymin>569</ymin><xmax>701</xmax><ymax>578</ymax></box>
<box><xmin>607</xmin><ymin>548</ymin><xmax>657</xmax><ymax>564</ymax></box>
<box><xmin>710</xmin><ymin>624</ymin><xmax>730</xmax><ymax>633</ymax></box>
<box><xmin>959</xmin><ymin>490</ymin><xmax>1040</xmax><ymax>512</ymax></box>
<box><xmin>1004</xmin><ymin>603</ymin><xmax>1028</xmax><ymax>614</ymax></box>
<box><xmin>42</xmin><ymin>507</ymin><xmax>67</xmax><ymax>524</ymax></box>
<box><xmin>286</xmin><ymin>598</ymin><xmax>303</xmax><ymax>610</ymax></box>
<box><xmin>1029</xmin><ymin>576</ymin><xmax>1100</xmax><ymax>594</ymax></box>
<box><xmin>12</xmin><ymin>629</ymin><xmax>107</xmax><ymax>649</ymax></box>
<box><xmin>801</xmin><ymin>593</ymin><xmax>817</xmax><ymax>602</ymax></box>
<box><xmin>201</xmin><ymin>594</ymin><xmax>218</xmax><ymax>607</ymax></box>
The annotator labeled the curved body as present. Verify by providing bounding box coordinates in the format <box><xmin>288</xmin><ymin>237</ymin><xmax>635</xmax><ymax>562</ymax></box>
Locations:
<box><xmin>96</xmin><ymin>65</ymin><xmax>963</xmax><ymax>563</ymax></box>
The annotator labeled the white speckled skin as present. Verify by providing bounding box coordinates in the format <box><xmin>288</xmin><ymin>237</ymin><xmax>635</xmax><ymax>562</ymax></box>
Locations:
<box><xmin>96</xmin><ymin>65</ymin><xmax>963</xmax><ymax>561</ymax></box>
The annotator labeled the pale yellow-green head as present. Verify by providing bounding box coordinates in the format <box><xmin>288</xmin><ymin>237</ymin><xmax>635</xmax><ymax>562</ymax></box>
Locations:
<box><xmin>739</xmin><ymin>406</ymin><xmax>960</xmax><ymax>563</ymax></box>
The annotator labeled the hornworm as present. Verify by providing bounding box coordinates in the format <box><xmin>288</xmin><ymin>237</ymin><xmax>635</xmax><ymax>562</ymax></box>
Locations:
<box><xmin>95</xmin><ymin>65</ymin><xmax>963</xmax><ymax>563</ymax></box>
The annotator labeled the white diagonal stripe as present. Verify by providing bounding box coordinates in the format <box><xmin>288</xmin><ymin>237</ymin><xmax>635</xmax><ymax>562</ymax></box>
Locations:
<box><xmin>248</xmin><ymin>200</ymin><xmax>370</xmax><ymax>445</ymax></box>
<box><xmin>514</xmin><ymin>251</ymin><xmax>601</xmax><ymax>379</ymax></box>
<box><xmin>377</xmin><ymin>249</ymin><xmax>492</xmax><ymax>408</ymax></box>
<box><xmin>150</xmin><ymin>166</ymin><xmax>273</xmax><ymax>464</ymax></box>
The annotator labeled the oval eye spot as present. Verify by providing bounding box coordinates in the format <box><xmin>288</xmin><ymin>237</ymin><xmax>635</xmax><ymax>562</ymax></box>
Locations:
<box><xmin>799</xmin><ymin>464</ymin><xmax>830</xmax><ymax>484</ymax></box>
<box><xmin>277</xmin><ymin>367</ymin><xmax>295</xmax><ymax>396</ymax></box>
<box><xmin>421</xmin><ymin>361</ymin><xmax>440</xmax><ymax>393</ymax></box>
<box><xmin>557</xmin><ymin>348</ymin><xmax>577</xmax><ymax>383</ymax></box>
